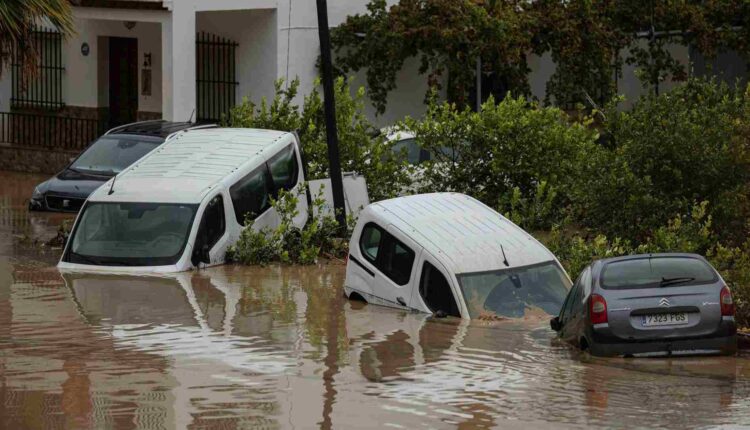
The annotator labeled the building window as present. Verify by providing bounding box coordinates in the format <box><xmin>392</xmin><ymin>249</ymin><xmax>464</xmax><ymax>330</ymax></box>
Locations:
<box><xmin>11</xmin><ymin>26</ymin><xmax>65</xmax><ymax>109</ymax></box>
<box><xmin>196</xmin><ymin>32</ymin><xmax>238</xmax><ymax>122</ymax></box>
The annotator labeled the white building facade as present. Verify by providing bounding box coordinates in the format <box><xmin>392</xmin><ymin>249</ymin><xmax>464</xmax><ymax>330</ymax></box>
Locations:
<box><xmin>1</xmin><ymin>0</ymin><xmax>409</xmax><ymax>126</ymax></box>
<box><xmin>0</xmin><ymin>0</ymin><xmax>744</xmax><ymax>174</ymax></box>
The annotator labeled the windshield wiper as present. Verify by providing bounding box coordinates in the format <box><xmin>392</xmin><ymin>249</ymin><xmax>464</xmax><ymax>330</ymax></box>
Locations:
<box><xmin>660</xmin><ymin>277</ymin><xmax>695</xmax><ymax>287</ymax></box>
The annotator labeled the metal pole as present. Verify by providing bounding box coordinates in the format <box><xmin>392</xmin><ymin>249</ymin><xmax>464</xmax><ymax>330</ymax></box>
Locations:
<box><xmin>476</xmin><ymin>57</ymin><xmax>482</xmax><ymax>112</ymax></box>
<box><xmin>316</xmin><ymin>0</ymin><xmax>347</xmax><ymax>232</ymax></box>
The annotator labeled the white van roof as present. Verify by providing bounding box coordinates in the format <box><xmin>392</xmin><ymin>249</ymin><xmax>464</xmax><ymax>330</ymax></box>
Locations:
<box><xmin>88</xmin><ymin>128</ymin><xmax>294</xmax><ymax>204</ymax></box>
<box><xmin>366</xmin><ymin>193</ymin><xmax>556</xmax><ymax>274</ymax></box>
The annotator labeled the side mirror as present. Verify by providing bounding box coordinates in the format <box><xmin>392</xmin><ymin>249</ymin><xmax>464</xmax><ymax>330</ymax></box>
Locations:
<box><xmin>550</xmin><ymin>316</ymin><xmax>562</xmax><ymax>332</ymax></box>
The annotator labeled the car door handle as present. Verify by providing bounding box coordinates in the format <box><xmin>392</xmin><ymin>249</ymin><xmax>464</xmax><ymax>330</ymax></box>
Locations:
<box><xmin>397</xmin><ymin>297</ymin><xmax>406</xmax><ymax>306</ymax></box>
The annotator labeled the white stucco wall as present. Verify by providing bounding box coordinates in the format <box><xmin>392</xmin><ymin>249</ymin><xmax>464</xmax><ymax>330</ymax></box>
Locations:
<box><xmin>618</xmin><ymin>42</ymin><xmax>689</xmax><ymax>108</ymax></box>
<box><xmin>277</xmin><ymin>0</ymin><xmax>432</xmax><ymax>127</ymax></box>
<box><xmin>197</xmin><ymin>9</ymin><xmax>277</xmax><ymax>107</ymax></box>
<box><xmin>65</xmin><ymin>17</ymin><xmax>162</xmax><ymax>113</ymax></box>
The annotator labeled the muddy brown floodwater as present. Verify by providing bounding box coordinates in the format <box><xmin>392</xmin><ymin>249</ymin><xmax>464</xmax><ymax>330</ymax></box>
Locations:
<box><xmin>1</xmin><ymin>170</ymin><xmax>749</xmax><ymax>429</ymax></box>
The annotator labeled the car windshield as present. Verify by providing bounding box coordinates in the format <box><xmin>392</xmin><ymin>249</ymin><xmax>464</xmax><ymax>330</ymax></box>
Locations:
<box><xmin>70</xmin><ymin>134</ymin><xmax>163</xmax><ymax>175</ymax></box>
<box><xmin>601</xmin><ymin>257</ymin><xmax>717</xmax><ymax>289</ymax></box>
<box><xmin>457</xmin><ymin>262</ymin><xmax>571</xmax><ymax>319</ymax></box>
<box><xmin>68</xmin><ymin>202</ymin><xmax>197</xmax><ymax>266</ymax></box>
<box><xmin>390</xmin><ymin>137</ymin><xmax>457</xmax><ymax>165</ymax></box>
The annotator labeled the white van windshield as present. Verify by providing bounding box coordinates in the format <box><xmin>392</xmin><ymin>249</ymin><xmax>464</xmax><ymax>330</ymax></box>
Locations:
<box><xmin>67</xmin><ymin>202</ymin><xmax>197</xmax><ymax>266</ymax></box>
<box><xmin>457</xmin><ymin>262</ymin><xmax>571</xmax><ymax>319</ymax></box>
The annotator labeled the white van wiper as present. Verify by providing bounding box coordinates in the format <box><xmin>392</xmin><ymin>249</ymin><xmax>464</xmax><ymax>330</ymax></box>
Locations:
<box><xmin>660</xmin><ymin>277</ymin><xmax>695</xmax><ymax>287</ymax></box>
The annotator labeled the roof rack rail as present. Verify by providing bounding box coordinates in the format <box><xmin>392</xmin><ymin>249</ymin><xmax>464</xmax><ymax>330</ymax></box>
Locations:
<box><xmin>163</xmin><ymin>123</ymin><xmax>218</xmax><ymax>142</ymax></box>
<box><xmin>105</xmin><ymin>119</ymin><xmax>167</xmax><ymax>135</ymax></box>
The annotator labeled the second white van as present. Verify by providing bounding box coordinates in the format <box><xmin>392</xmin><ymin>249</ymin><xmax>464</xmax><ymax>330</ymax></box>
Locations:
<box><xmin>59</xmin><ymin>128</ymin><xmax>367</xmax><ymax>273</ymax></box>
<box><xmin>344</xmin><ymin>193</ymin><xmax>572</xmax><ymax>319</ymax></box>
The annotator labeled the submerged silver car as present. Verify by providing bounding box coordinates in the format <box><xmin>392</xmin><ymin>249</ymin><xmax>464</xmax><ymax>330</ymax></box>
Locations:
<box><xmin>550</xmin><ymin>253</ymin><xmax>737</xmax><ymax>357</ymax></box>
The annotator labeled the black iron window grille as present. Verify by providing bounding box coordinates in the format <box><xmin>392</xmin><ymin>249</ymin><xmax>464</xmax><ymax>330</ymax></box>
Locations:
<box><xmin>196</xmin><ymin>32</ymin><xmax>239</xmax><ymax>122</ymax></box>
<box><xmin>11</xmin><ymin>26</ymin><xmax>65</xmax><ymax>110</ymax></box>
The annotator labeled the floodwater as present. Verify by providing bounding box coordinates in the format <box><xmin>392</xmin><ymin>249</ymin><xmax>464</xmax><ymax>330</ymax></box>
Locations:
<box><xmin>1</xmin><ymin>171</ymin><xmax>749</xmax><ymax>429</ymax></box>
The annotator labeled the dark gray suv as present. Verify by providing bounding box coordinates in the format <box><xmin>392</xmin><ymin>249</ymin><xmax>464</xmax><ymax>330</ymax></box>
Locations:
<box><xmin>29</xmin><ymin>121</ymin><xmax>214</xmax><ymax>213</ymax></box>
<box><xmin>550</xmin><ymin>253</ymin><xmax>737</xmax><ymax>357</ymax></box>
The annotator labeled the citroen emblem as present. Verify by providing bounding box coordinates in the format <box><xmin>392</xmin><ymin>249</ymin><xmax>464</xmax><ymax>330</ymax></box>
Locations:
<box><xmin>659</xmin><ymin>298</ymin><xmax>671</xmax><ymax>307</ymax></box>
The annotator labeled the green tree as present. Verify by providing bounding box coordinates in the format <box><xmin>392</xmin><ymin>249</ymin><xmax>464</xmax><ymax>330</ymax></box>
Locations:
<box><xmin>331</xmin><ymin>0</ymin><xmax>750</xmax><ymax>111</ymax></box>
<box><xmin>0</xmin><ymin>0</ymin><xmax>73</xmax><ymax>77</ymax></box>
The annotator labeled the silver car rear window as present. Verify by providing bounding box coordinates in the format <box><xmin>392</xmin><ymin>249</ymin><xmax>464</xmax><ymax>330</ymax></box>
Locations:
<box><xmin>601</xmin><ymin>257</ymin><xmax>717</xmax><ymax>290</ymax></box>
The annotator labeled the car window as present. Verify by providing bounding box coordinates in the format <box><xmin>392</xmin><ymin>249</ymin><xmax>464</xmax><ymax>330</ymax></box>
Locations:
<box><xmin>360</xmin><ymin>223</ymin><xmax>382</xmax><ymax>262</ymax></box>
<box><xmin>391</xmin><ymin>138</ymin><xmax>421</xmax><ymax>165</ymax></box>
<box><xmin>419</xmin><ymin>261</ymin><xmax>460</xmax><ymax>317</ymax></box>
<box><xmin>570</xmin><ymin>267</ymin><xmax>590</xmax><ymax>314</ymax></box>
<box><xmin>458</xmin><ymin>262</ymin><xmax>571</xmax><ymax>318</ymax></box>
<box><xmin>601</xmin><ymin>257</ymin><xmax>717</xmax><ymax>289</ymax></box>
<box><xmin>267</xmin><ymin>144</ymin><xmax>299</xmax><ymax>194</ymax></box>
<box><xmin>195</xmin><ymin>195</ymin><xmax>226</xmax><ymax>252</ymax></box>
<box><xmin>71</xmin><ymin>135</ymin><xmax>162</xmax><ymax>175</ymax></box>
<box><xmin>561</xmin><ymin>269</ymin><xmax>585</xmax><ymax>322</ymax></box>
<box><xmin>358</xmin><ymin>223</ymin><xmax>415</xmax><ymax>286</ymax></box>
<box><xmin>379</xmin><ymin>234</ymin><xmax>415</xmax><ymax>286</ymax></box>
<box><xmin>229</xmin><ymin>165</ymin><xmax>272</xmax><ymax>225</ymax></box>
<box><xmin>68</xmin><ymin>202</ymin><xmax>197</xmax><ymax>266</ymax></box>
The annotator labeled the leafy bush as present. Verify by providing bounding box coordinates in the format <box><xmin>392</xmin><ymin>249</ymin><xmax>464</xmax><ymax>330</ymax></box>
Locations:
<box><xmin>577</xmin><ymin>80</ymin><xmax>750</xmax><ymax>243</ymax></box>
<box><xmin>402</xmin><ymin>94</ymin><xmax>599</xmax><ymax>230</ymax></box>
<box><xmin>226</xmin><ymin>185</ymin><xmax>352</xmax><ymax>266</ymax></box>
<box><xmin>228</xmin><ymin>77</ymin><xmax>413</xmax><ymax>201</ymax></box>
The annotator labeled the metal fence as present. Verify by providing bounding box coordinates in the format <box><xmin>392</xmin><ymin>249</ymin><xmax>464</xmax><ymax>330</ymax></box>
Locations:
<box><xmin>11</xmin><ymin>26</ymin><xmax>65</xmax><ymax>110</ymax></box>
<box><xmin>196</xmin><ymin>32</ymin><xmax>239</xmax><ymax>122</ymax></box>
<box><xmin>0</xmin><ymin>112</ymin><xmax>106</xmax><ymax>151</ymax></box>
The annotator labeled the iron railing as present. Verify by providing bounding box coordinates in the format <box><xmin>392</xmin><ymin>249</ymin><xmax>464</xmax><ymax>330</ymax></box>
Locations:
<box><xmin>196</xmin><ymin>32</ymin><xmax>239</xmax><ymax>122</ymax></box>
<box><xmin>0</xmin><ymin>112</ymin><xmax>106</xmax><ymax>151</ymax></box>
<box><xmin>11</xmin><ymin>26</ymin><xmax>65</xmax><ymax>110</ymax></box>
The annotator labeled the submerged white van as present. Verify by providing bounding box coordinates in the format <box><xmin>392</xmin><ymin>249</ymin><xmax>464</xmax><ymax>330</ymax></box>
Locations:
<box><xmin>344</xmin><ymin>193</ymin><xmax>572</xmax><ymax>319</ymax></box>
<box><xmin>59</xmin><ymin>128</ymin><xmax>366</xmax><ymax>273</ymax></box>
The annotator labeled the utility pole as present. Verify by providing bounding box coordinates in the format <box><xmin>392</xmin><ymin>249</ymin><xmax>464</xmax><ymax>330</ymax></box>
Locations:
<box><xmin>316</xmin><ymin>0</ymin><xmax>347</xmax><ymax>232</ymax></box>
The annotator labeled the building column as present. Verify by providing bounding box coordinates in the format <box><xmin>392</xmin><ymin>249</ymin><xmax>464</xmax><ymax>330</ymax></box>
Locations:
<box><xmin>161</xmin><ymin>5</ymin><xmax>196</xmax><ymax>122</ymax></box>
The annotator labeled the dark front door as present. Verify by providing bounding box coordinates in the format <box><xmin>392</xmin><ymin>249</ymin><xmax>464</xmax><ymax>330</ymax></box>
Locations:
<box><xmin>109</xmin><ymin>37</ymin><xmax>138</xmax><ymax>127</ymax></box>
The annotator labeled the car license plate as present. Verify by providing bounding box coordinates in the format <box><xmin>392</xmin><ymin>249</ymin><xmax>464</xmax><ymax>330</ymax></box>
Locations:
<box><xmin>641</xmin><ymin>312</ymin><xmax>688</xmax><ymax>327</ymax></box>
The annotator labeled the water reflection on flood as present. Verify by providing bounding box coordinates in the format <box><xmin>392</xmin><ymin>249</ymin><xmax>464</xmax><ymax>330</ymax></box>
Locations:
<box><xmin>0</xmin><ymin>263</ymin><xmax>748</xmax><ymax>429</ymax></box>
<box><xmin>0</xmin><ymin>169</ymin><xmax>749</xmax><ymax>429</ymax></box>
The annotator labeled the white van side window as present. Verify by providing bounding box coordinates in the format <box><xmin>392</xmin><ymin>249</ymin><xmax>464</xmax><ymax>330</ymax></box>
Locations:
<box><xmin>267</xmin><ymin>144</ymin><xmax>299</xmax><ymax>194</ymax></box>
<box><xmin>358</xmin><ymin>222</ymin><xmax>415</xmax><ymax>286</ymax></box>
<box><xmin>229</xmin><ymin>165</ymin><xmax>272</xmax><ymax>225</ymax></box>
<box><xmin>359</xmin><ymin>223</ymin><xmax>382</xmax><ymax>262</ymax></box>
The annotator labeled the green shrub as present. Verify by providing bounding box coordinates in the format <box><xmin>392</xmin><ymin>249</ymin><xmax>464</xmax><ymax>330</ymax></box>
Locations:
<box><xmin>708</xmin><ymin>243</ymin><xmax>750</xmax><ymax>328</ymax></box>
<box><xmin>503</xmin><ymin>181</ymin><xmax>560</xmax><ymax>232</ymax></box>
<box><xmin>226</xmin><ymin>185</ymin><xmax>353</xmax><ymax>266</ymax></box>
<box><xmin>402</xmin><ymin>94</ymin><xmax>599</xmax><ymax>230</ymax></box>
<box><xmin>578</xmin><ymin>79</ymin><xmax>750</xmax><ymax>243</ymax></box>
<box><xmin>228</xmin><ymin>77</ymin><xmax>413</xmax><ymax>201</ymax></box>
